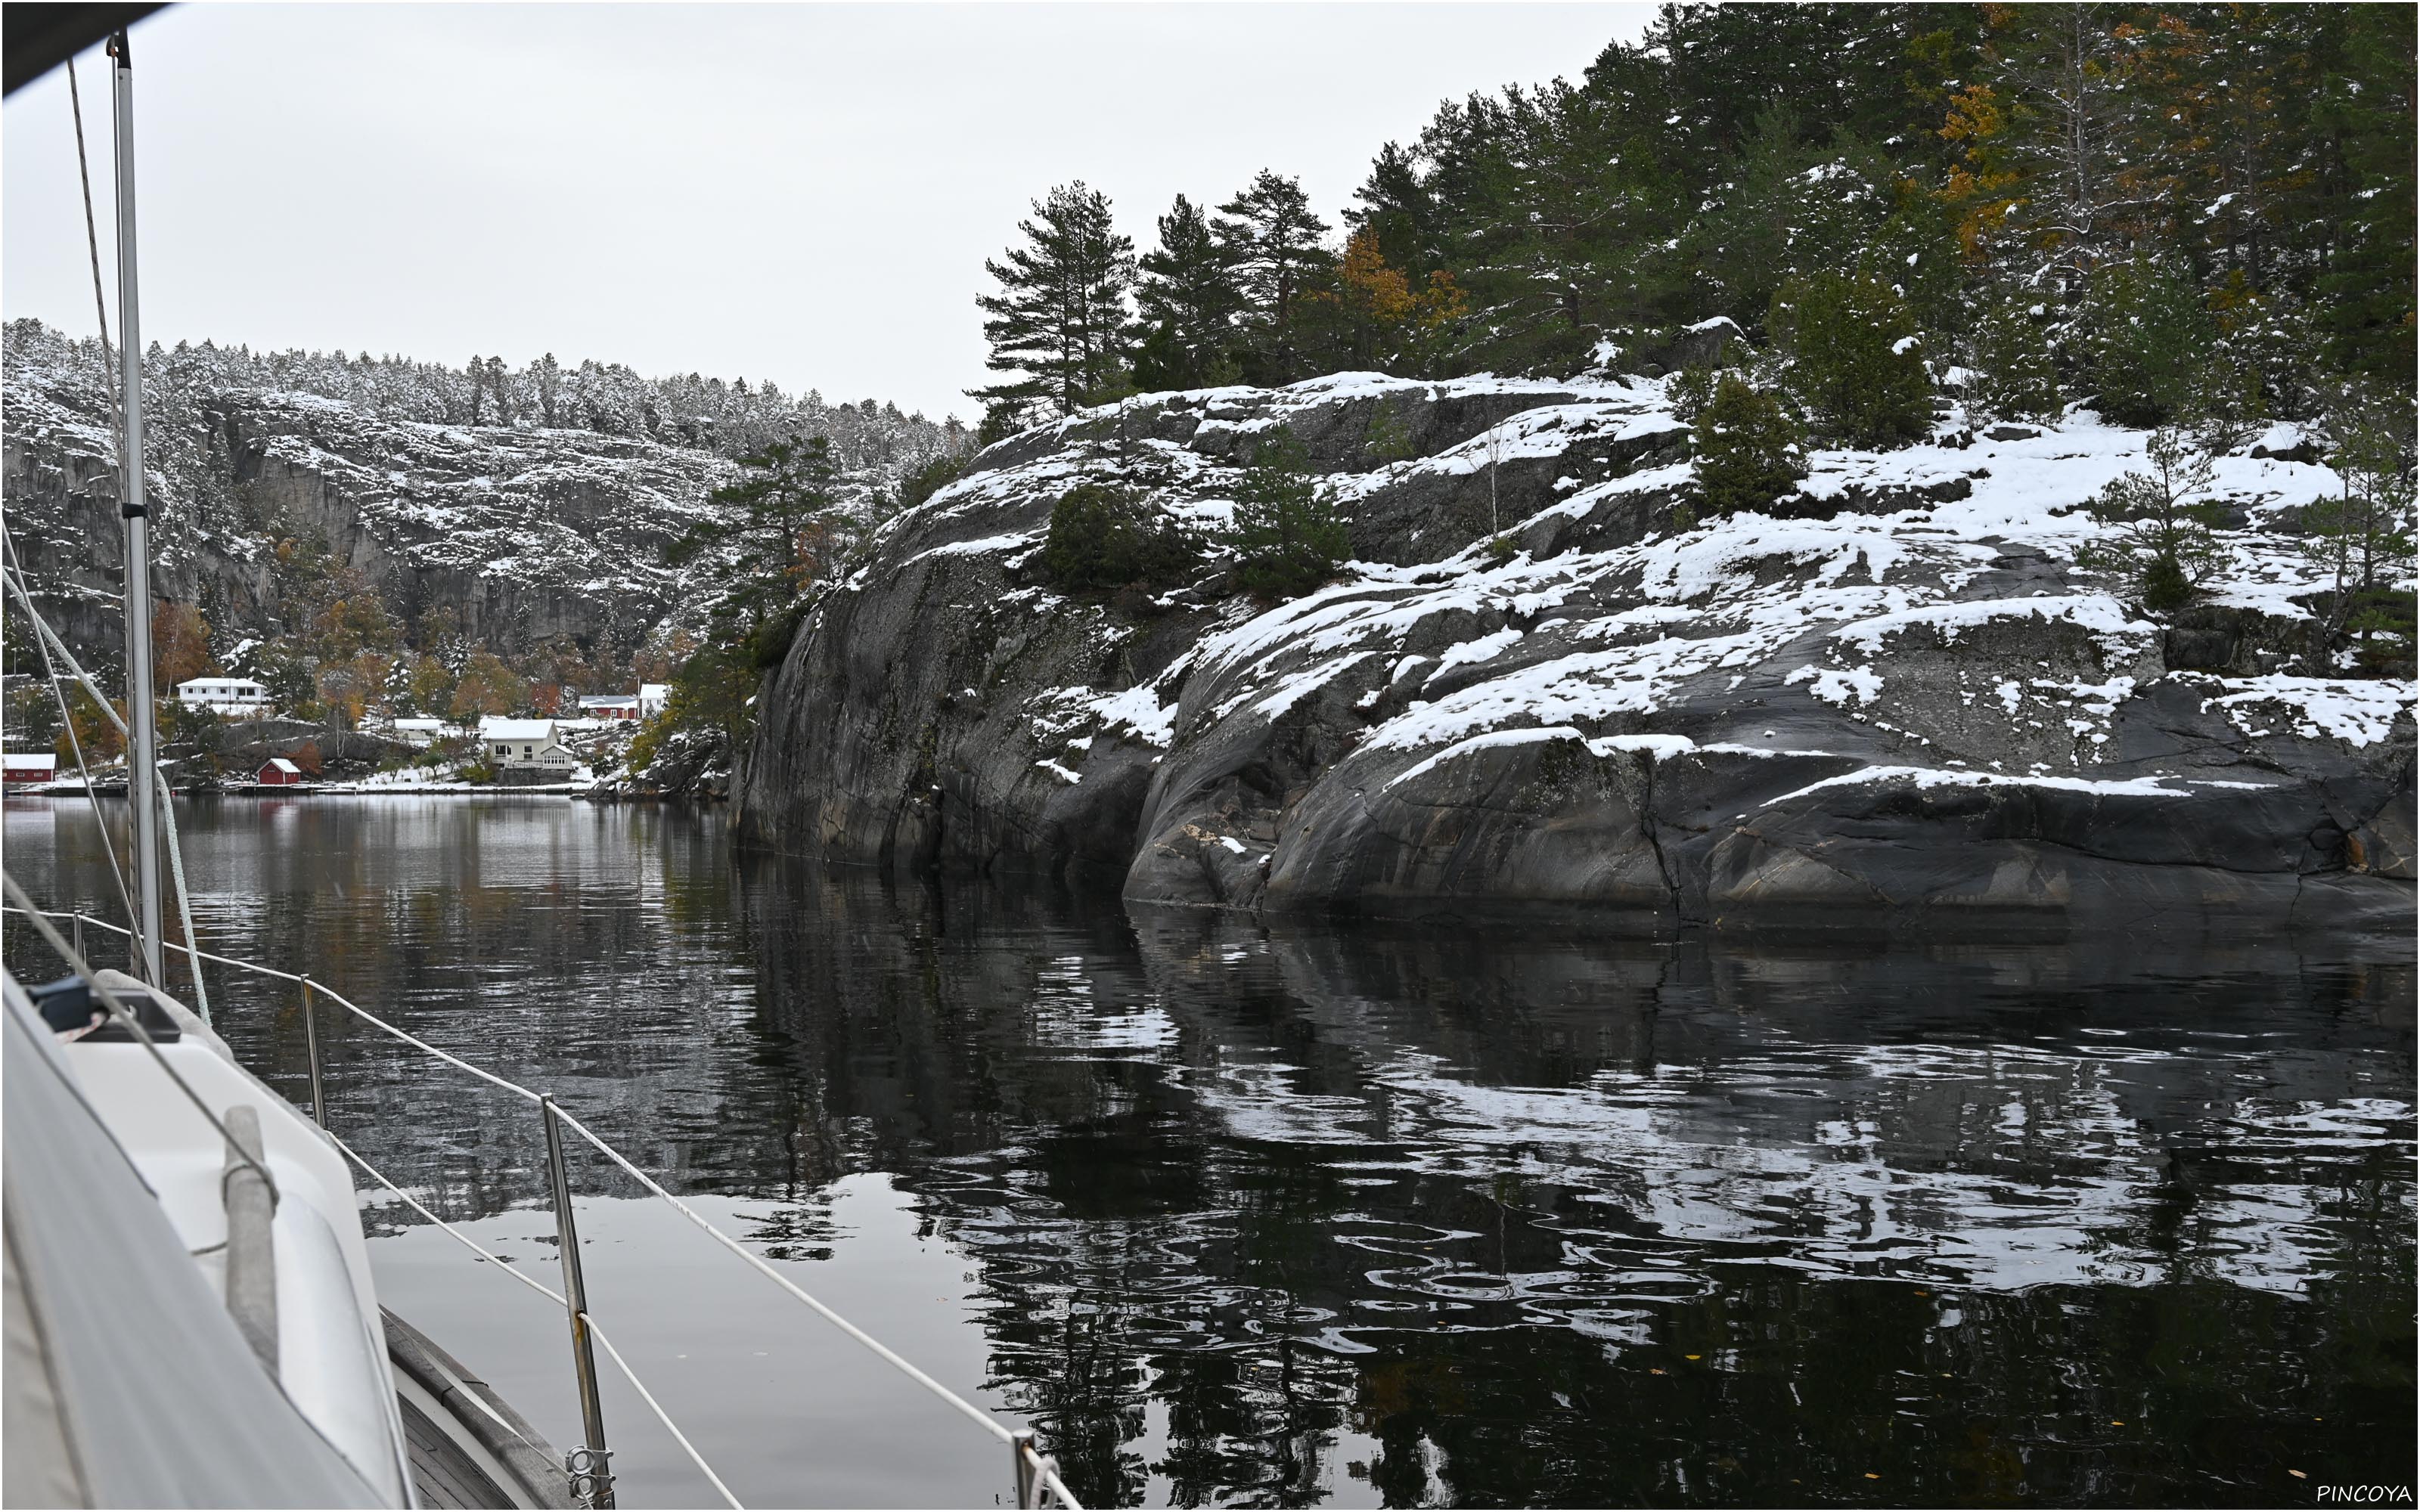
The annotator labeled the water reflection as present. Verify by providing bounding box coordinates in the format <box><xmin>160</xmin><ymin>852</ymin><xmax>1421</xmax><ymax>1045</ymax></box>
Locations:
<box><xmin>5</xmin><ymin>796</ymin><xmax>2412</xmax><ymax>1507</ymax></box>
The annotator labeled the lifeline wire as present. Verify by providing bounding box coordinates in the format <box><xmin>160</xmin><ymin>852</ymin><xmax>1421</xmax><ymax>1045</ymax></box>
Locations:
<box><xmin>548</xmin><ymin>1105</ymin><xmax>1020</xmax><ymax>1447</ymax></box>
<box><xmin>326</xmin><ymin>1129</ymin><xmax>566</xmax><ymax>1309</ymax></box>
<box><xmin>583</xmin><ymin>1317</ymin><xmax>744</xmax><ymax>1510</ymax></box>
<box><xmin>1</xmin><ymin>872</ymin><xmax>276</xmax><ymax>1195</ymax></box>
<box><xmin>0</xmin><ymin>899</ymin><xmax>1078</xmax><ymax>1507</ymax></box>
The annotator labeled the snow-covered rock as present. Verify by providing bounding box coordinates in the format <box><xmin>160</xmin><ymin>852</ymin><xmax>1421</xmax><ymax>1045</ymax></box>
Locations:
<box><xmin>732</xmin><ymin>375</ymin><xmax>2413</xmax><ymax>937</ymax></box>
<box><xmin>2</xmin><ymin>320</ymin><xmax>959</xmax><ymax>670</ymax></box>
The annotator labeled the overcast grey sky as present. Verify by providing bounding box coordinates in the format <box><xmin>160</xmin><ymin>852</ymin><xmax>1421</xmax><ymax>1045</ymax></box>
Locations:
<box><xmin>3</xmin><ymin>4</ymin><xmax>1652</xmax><ymax>420</ymax></box>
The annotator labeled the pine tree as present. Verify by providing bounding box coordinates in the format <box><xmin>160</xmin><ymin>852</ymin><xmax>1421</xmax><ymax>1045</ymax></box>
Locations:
<box><xmin>670</xmin><ymin>437</ymin><xmax>848</xmax><ymax>638</ymax></box>
<box><xmin>532</xmin><ymin>352</ymin><xmax>562</xmax><ymax>428</ymax></box>
<box><xmin>2305</xmin><ymin>391</ymin><xmax>2419</xmax><ymax>672</ymax></box>
<box><xmin>972</xmin><ymin>182</ymin><xmax>1137</xmax><ymax>428</ymax></box>
<box><xmin>1348</xmin><ymin>141</ymin><xmax>1444</xmax><ymax>277</ymax></box>
<box><xmin>2080</xmin><ymin>428</ymin><xmax>2229</xmax><ymax>612</ymax></box>
<box><xmin>1771</xmin><ymin>271</ymin><xmax>1933</xmax><ymax>448</ymax></box>
<box><xmin>1134</xmin><ymin>194</ymin><xmax>1243</xmax><ymax>392</ymax></box>
<box><xmin>2308</xmin><ymin>5</ymin><xmax>2418</xmax><ymax>380</ymax></box>
<box><xmin>1214</xmin><ymin>171</ymin><xmax>1332</xmax><ymax>384</ymax></box>
<box><xmin>1225</xmin><ymin>428</ymin><xmax>1349</xmax><ymax>597</ymax></box>
<box><xmin>1689</xmin><ymin>103</ymin><xmax>1891</xmax><ymax>332</ymax></box>
<box><xmin>1692</xmin><ymin>374</ymin><xmax>1807</xmax><ymax>517</ymax></box>
<box><xmin>2080</xmin><ymin>257</ymin><xmax>2218</xmax><ymax>429</ymax></box>
<box><xmin>1965</xmin><ymin>293</ymin><xmax>2062</xmax><ymax>426</ymax></box>
<box><xmin>1959</xmin><ymin>5</ymin><xmax>2160</xmax><ymax>296</ymax></box>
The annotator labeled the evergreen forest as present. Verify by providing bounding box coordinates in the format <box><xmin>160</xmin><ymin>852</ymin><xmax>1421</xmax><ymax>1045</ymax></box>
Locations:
<box><xmin>971</xmin><ymin>3</ymin><xmax>2414</xmax><ymax>437</ymax></box>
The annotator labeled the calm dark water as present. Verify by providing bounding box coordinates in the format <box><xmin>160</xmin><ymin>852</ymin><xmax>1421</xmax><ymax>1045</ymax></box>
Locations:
<box><xmin>5</xmin><ymin>796</ymin><xmax>2414</xmax><ymax>1507</ymax></box>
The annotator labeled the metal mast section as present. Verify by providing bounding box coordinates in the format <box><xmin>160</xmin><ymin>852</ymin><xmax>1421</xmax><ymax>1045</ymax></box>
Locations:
<box><xmin>110</xmin><ymin>27</ymin><xmax>163</xmax><ymax>983</ymax></box>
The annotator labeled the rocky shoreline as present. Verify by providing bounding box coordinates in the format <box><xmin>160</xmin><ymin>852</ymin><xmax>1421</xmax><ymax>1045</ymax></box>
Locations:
<box><xmin>733</xmin><ymin>373</ymin><xmax>2414</xmax><ymax>938</ymax></box>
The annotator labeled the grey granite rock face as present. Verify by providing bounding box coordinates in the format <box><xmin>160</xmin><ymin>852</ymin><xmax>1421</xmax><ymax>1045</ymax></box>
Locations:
<box><xmin>4</xmin><ymin>382</ymin><xmax>728</xmax><ymax>668</ymax></box>
<box><xmin>734</xmin><ymin>373</ymin><xmax>2415</xmax><ymax>938</ymax></box>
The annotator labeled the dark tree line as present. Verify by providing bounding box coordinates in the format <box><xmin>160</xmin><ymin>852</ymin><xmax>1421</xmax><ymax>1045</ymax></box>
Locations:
<box><xmin>973</xmin><ymin>3</ymin><xmax>2413</xmax><ymax>435</ymax></box>
<box><xmin>4</xmin><ymin>316</ymin><xmax>969</xmax><ymax>473</ymax></box>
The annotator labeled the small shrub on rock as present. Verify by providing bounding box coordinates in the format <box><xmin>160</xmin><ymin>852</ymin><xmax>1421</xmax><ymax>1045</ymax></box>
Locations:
<box><xmin>1965</xmin><ymin>294</ymin><xmax>2062</xmax><ymax>426</ymax></box>
<box><xmin>2304</xmin><ymin>397</ymin><xmax>2419</xmax><ymax>673</ymax></box>
<box><xmin>1670</xmin><ymin>361</ymin><xmax>1717</xmax><ymax>425</ymax></box>
<box><xmin>1227</xmin><ymin>429</ymin><xmax>1350</xmax><ymax>598</ymax></box>
<box><xmin>2080</xmin><ymin>258</ymin><xmax>2219</xmax><ymax>429</ymax></box>
<box><xmin>2080</xmin><ymin>428</ymin><xmax>2229</xmax><ymax>612</ymax></box>
<box><xmin>1043</xmin><ymin>482</ymin><xmax>1196</xmax><ymax>591</ymax></box>
<box><xmin>1771</xmin><ymin>271</ymin><xmax>1933</xmax><ymax>448</ymax></box>
<box><xmin>1364</xmin><ymin>400</ymin><xmax>1419</xmax><ymax>463</ymax></box>
<box><xmin>889</xmin><ymin>452</ymin><xmax>971</xmax><ymax>517</ymax></box>
<box><xmin>1692</xmin><ymin>374</ymin><xmax>1807</xmax><ymax>516</ymax></box>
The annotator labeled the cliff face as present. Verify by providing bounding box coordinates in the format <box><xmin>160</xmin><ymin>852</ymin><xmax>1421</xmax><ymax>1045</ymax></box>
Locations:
<box><xmin>735</xmin><ymin>371</ymin><xmax>2415</xmax><ymax>937</ymax></box>
<box><xmin>2</xmin><ymin>321</ymin><xmax>960</xmax><ymax>675</ymax></box>
<box><xmin>4</xmin><ymin>364</ymin><xmax>731</xmax><ymax>669</ymax></box>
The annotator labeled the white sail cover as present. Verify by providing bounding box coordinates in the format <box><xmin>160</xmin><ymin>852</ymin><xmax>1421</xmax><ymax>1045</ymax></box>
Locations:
<box><xmin>2</xmin><ymin>976</ymin><xmax>389</xmax><ymax>1508</ymax></box>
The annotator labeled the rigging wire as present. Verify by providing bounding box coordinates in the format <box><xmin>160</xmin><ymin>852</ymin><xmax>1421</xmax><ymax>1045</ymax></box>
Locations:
<box><xmin>1</xmin><ymin>538</ymin><xmax>138</xmax><ymax>931</ymax></box>
<box><xmin>66</xmin><ymin>56</ymin><xmax>129</xmax><ymax>483</ymax></box>
<box><xmin>2</xmin><ymin>542</ymin><xmax>209</xmax><ymax>1018</ymax></box>
<box><xmin>5</xmin><ymin>556</ymin><xmax>224</xmax><ymax>1022</ymax></box>
<box><xmin>36</xmin><ymin>66</ymin><xmax>217</xmax><ymax>1015</ymax></box>
<box><xmin>67</xmin><ymin>57</ymin><xmax>117</xmax><ymax>376</ymax></box>
<box><xmin>1</xmin><ymin>872</ymin><xmax>277</xmax><ymax>1196</ymax></box>
<box><xmin>3</xmin><ymin>559</ymin><xmax>129</xmax><ymax>739</ymax></box>
<box><xmin>153</xmin><ymin>776</ymin><xmax>210</xmax><ymax>1021</ymax></box>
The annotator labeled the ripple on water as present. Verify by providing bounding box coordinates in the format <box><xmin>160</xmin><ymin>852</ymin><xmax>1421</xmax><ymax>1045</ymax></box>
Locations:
<box><xmin>5</xmin><ymin>796</ymin><xmax>2410</xmax><ymax>1507</ymax></box>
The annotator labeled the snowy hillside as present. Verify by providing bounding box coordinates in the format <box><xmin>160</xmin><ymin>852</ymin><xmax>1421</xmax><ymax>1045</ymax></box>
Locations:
<box><xmin>1</xmin><ymin>318</ymin><xmax>964</xmax><ymax>675</ymax></box>
<box><xmin>736</xmin><ymin>371</ymin><xmax>2415</xmax><ymax>934</ymax></box>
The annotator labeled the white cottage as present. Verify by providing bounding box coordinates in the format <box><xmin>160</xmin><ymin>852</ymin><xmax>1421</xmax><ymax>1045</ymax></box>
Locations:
<box><xmin>477</xmin><ymin>717</ymin><xmax>577</xmax><ymax>770</ymax></box>
<box><xmin>175</xmin><ymin>677</ymin><xmax>272</xmax><ymax>715</ymax></box>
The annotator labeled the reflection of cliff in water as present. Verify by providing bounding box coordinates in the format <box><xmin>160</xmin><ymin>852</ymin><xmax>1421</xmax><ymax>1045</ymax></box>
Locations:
<box><xmin>3</xmin><ymin>800</ymin><xmax>2410</xmax><ymax>1507</ymax></box>
<box><xmin>725</xmin><ymin>863</ymin><xmax>2415</xmax><ymax>1507</ymax></box>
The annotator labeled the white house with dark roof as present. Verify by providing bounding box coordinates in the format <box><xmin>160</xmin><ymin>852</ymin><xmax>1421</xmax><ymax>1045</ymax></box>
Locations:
<box><xmin>477</xmin><ymin>717</ymin><xmax>577</xmax><ymax>770</ymax></box>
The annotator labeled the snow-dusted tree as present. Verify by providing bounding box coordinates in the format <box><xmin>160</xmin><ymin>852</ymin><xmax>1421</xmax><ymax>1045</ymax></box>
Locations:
<box><xmin>2080</xmin><ymin>428</ymin><xmax>2228</xmax><ymax>612</ymax></box>
<box><xmin>1692</xmin><ymin>374</ymin><xmax>1807</xmax><ymax>518</ymax></box>
<box><xmin>2305</xmin><ymin>395</ymin><xmax>2418</xmax><ymax>672</ymax></box>
<box><xmin>1225</xmin><ymin>429</ymin><xmax>1348</xmax><ymax>599</ymax></box>
<box><xmin>1770</xmin><ymin>270</ymin><xmax>1933</xmax><ymax>448</ymax></box>
<box><xmin>971</xmin><ymin>181</ymin><xmax>1137</xmax><ymax>431</ymax></box>
<box><xmin>532</xmin><ymin>352</ymin><xmax>562</xmax><ymax>427</ymax></box>
<box><xmin>1949</xmin><ymin>5</ymin><xmax>2158</xmax><ymax>296</ymax></box>
<box><xmin>1964</xmin><ymin>293</ymin><xmax>2062</xmax><ymax>425</ymax></box>
<box><xmin>1214</xmin><ymin>171</ymin><xmax>1330</xmax><ymax>383</ymax></box>
<box><xmin>1134</xmin><ymin>194</ymin><xmax>1243</xmax><ymax>392</ymax></box>
<box><xmin>669</xmin><ymin>436</ymin><xmax>849</xmax><ymax>638</ymax></box>
<box><xmin>2079</xmin><ymin>256</ymin><xmax>2219</xmax><ymax>429</ymax></box>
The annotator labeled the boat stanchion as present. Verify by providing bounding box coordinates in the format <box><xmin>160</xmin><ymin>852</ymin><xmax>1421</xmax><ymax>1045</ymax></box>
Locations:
<box><xmin>222</xmin><ymin>1104</ymin><xmax>279</xmax><ymax>1375</ymax></box>
<box><xmin>1012</xmin><ymin>1428</ymin><xmax>1060</xmax><ymax>1508</ymax></box>
<box><xmin>299</xmin><ymin>977</ymin><xmax>326</xmax><ymax>1126</ymax></box>
<box><xmin>541</xmin><ymin>1095</ymin><xmax>615</xmax><ymax>1509</ymax></box>
<box><xmin>70</xmin><ymin>911</ymin><xmax>83</xmax><ymax>964</ymax></box>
